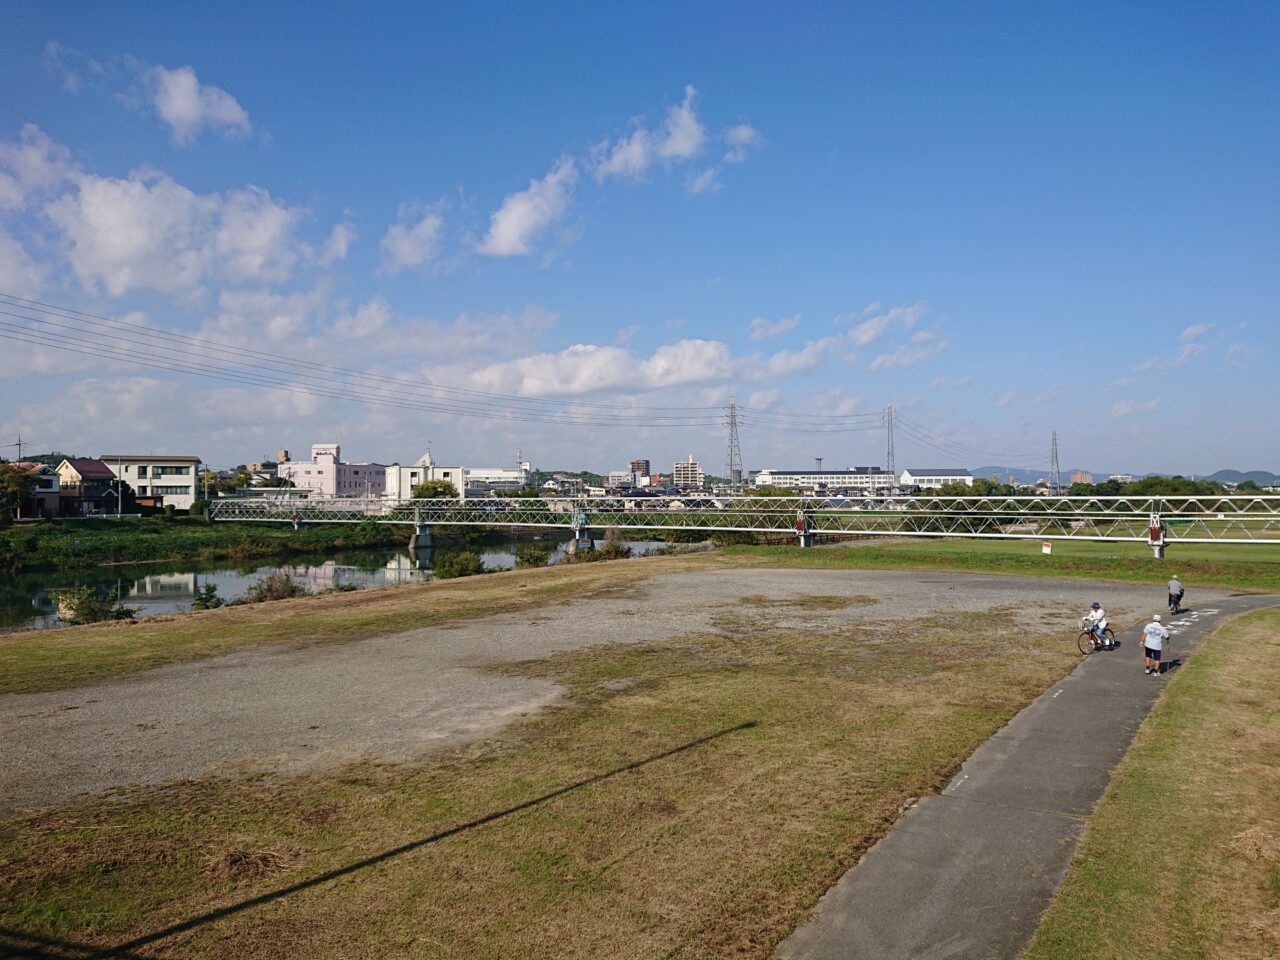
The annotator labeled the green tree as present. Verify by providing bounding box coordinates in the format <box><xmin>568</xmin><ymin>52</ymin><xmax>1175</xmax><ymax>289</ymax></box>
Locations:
<box><xmin>411</xmin><ymin>479</ymin><xmax>460</xmax><ymax>499</ymax></box>
<box><xmin>1238</xmin><ymin>480</ymin><xmax>1263</xmax><ymax>493</ymax></box>
<box><xmin>0</xmin><ymin>461</ymin><xmax>37</xmax><ymax>523</ymax></box>
<box><xmin>433</xmin><ymin>551</ymin><xmax>486</xmax><ymax>578</ymax></box>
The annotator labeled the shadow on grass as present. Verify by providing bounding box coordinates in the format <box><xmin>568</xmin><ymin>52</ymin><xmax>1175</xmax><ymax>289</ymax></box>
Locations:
<box><xmin>3</xmin><ymin>720</ymin><xmax>758</xmax><ymax>960</ymax></box>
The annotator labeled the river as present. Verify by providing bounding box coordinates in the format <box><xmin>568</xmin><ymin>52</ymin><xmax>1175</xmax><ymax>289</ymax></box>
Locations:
<box><xmin>0</xmin><ymin>538</ymin><xmax>676</xmax><ymax>632</ymax></box>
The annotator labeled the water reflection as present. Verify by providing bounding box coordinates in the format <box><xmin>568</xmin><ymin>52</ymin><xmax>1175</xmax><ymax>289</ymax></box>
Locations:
<box><xmin>1</xmin><ymin>539</ymin><xmax>671</xmax><ymax>632</ymax></box>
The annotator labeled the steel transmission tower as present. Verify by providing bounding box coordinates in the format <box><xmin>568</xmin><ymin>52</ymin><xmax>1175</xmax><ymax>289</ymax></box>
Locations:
<box><xmin>724</xmin><ymin>397</ymin><xmax>743</xmax><ymax>486</ymax></box>
<box><xmin>1050</xmin><ymin>431</ymin><xmax>1062</xmax><ymax>494</ymax></box>
<box><xmin>884</xmin><ymin>402</ymin><xmax>896</xmax><ymax>480</ymax></box>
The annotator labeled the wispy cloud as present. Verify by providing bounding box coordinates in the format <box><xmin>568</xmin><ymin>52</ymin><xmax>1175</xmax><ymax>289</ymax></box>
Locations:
<box><xmin>867</xmin><ymin>330</ymin><xmax>948</xmax><ymax>372</ymax></box>
<box><xmin>748</xmin><ymin>313</ymin><xmax>800</xmax><ymax>341</ymax></box>
<box><xmin>723</xmin><ymin>123</ymin><xmax>763</xmax><ymax>163</ymax></box>
<box><xmin>1136</xmin><ymin>342</ymin><xmax>1205</xmax><ymax>371</ymax></box>
<box><xmin>1111</xmin><ymin>398</ymin><xmax>1160</xmax><ymax>418</ymax></box>
<box><xmin>147</xmin><ymin>65</ymin><xmax>251</xmax><ymax>146</ymax></box>
<box><xmin>842</xmin><ymin>302</ymin><xmax>926</xmax><ymax>347</ymax></box>
<box><xmin>477</xmin><ymin>157</ymin><xmax>577</xmax><ymax>257</ymax></box>
<box><xmin>1180</xmin><ymin>323</ymin><xmax>1213</xmax><ymax>341</ymax></box>
<box><xmin>997</xmin><ymin>391</ymin><xmax>1016</xmax><ymax>407</ymax></box>
<box><xmin>1226</xmin><ymin>344</ymin><xmax>1257</xmax><ymax>369</ymax></box>
<box><xmin>932</xmin><ymin>375</ymin><xmax>971</xmax><ymax>389</ymax></box>
<box><xmin>380</xmin><ymin>204</ymin><xmax>445</xmax><ymax>273</ymax></box>
<box><xmin>592</xmin><ymin>85</ymin><xmax>707</xmax><ymax>182</ymax></box>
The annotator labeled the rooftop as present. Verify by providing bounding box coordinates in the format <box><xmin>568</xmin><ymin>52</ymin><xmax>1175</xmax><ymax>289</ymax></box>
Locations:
<box><xmin>98</xmin><ymin>454</ymin><xmax>202</xmax><ymax>462</ymax></box>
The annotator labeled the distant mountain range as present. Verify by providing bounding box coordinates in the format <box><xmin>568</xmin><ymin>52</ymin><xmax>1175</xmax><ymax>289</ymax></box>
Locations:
<box><xmin>974</xmin><ymin>466</ymin><xmax>1279</xmax><ymax>486</ymax></box>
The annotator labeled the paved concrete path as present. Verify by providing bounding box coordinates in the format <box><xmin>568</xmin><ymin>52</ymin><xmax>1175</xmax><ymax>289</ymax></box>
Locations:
<box><xmin>777</xmin><ymin>593</ymin><xmax>1280</xmax><ymax>960</ymax></box>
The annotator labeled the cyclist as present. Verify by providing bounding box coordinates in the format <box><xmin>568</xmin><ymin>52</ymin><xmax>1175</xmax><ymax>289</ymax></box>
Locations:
<box><xmin>1086</xmin><ymin>602</ymin><xmax>1112</xmax><ymax>650</ymax></box>
<box><xmin>1167</xmin><ymin>575</ymin><xmax>1185</xmax><ymax>614</ymax></box>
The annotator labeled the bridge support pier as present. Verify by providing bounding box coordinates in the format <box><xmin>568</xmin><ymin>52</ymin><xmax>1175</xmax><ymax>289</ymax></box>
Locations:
<box><xmin>1151</xmin><ymin>543</ymin><xmax>1165</xmax><ymax>560</ymax></box>
<box><xmin>410</xmin><ymin>524</ymin><xmax>434</xmax><ymax>550</ymax></box>
<box><xmin>567</xmin><ymin>527</ymin><xmax>594</xmax><ymax>555</ymax></box>
<box><xmin>798</xmin><ymin>532</ymin><xmax>816</xmax><ymax>548</ymax></box>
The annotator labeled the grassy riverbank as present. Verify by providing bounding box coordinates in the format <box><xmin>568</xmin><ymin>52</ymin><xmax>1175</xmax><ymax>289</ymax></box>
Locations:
<box><xmin>1023</xmin><ymin>609</ymin><xmax>1280</xmax><ymax>959</ymax></box>
<box><xmin>0</xmin><ymin>518</ymin><xmax>408</xmax><ymax>572</ymax></box>
<box><xmin>724</xmin><ymin>538</ymin><xmax>1280</xmax><ymax>592</ymax></box>
<box><xmin>1</xmin><ymin>574</ymin><xmax>1088</xmax><ymax>958</ymax></box>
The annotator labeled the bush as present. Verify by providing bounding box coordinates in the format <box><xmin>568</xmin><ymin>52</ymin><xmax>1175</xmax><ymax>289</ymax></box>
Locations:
<box><xmin>162</xmin><ymin>504</ymin><xmax>177</xmax><ymax>520</ymax></box>
<box><xmin>241</xmin><ymin>572</ymin><xmax>310</xmax><ymax>603</ymax></box>
<box><xmin>51</xmin><ymin>586</ymin><xmax>138</xmax><ymax>625</ymax></box>
<box><xmin>191</xmin><ymin>583</ymin><xmax>224</xmax><ymax>610</ymax></box>
<box><xmin>433</xmin><ymin>551</ymin><xmax>486</xmax><ymax>579</ymax></box>
<box><xmin>514</xmin><ymin>544</ymin><xmax>552</xmax><ymax>569</ymax></box>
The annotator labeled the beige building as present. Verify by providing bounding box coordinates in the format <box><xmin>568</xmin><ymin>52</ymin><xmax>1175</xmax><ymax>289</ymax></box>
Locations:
<box><xmin>384</xmin><ymin>451</ymin><xmax>466</xmax><ymax>500</ymax></box>
<box><xmin>100</xmin><ymin>454</ymin><xmax>202</xmax><ymax>509</ymax></box>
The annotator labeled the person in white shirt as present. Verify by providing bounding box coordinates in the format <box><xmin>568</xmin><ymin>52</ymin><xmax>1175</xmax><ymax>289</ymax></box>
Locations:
<box><xmin>1086</xmin><ymin>602</ymin><xmax>1112</xmax><ymax>650</ymax></box>
<box><xmin>1167</xmin><ymin>576</ymin><xmax>1185</xmax><ymax>614</ymax></box>
<box><xmin>1143</xmin><ymin>614</ymin><xmax>1170</xmax><ymax>675</ymax></box>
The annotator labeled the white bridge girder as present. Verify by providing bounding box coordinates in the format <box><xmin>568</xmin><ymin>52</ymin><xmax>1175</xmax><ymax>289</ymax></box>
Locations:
<box><xmin>206</xmin><ymin>495</ymin><xmax>1280</xmax><ymax>544</ymax></box>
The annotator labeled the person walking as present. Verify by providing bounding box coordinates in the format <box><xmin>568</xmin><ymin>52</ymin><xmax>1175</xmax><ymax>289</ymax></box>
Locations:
<box><xmin>1143</xmin><ymin>613</ymin><xmax>1170</xmax><ymax>675</ymax></box>
<box><xmin>1167</xmin><ymin>575</ymin><xmax>1185</xmax><ymax>614</ymax></box>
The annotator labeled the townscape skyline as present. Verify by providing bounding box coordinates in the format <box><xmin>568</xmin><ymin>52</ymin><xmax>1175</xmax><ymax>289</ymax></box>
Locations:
<box><xmin>1</xmin><ymin>5</ymin><xmax>1276</xmax><ymax>474</ymax></box>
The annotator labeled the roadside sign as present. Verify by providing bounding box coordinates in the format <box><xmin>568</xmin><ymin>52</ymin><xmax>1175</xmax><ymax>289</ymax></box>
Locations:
<box><xmin>1041</xmin><ymin>542</ymin><xmax>1052</xmax><ymax>555</ymax></box>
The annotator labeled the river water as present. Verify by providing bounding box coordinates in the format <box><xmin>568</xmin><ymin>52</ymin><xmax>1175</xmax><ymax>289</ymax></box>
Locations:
<box><xmin>1</xmin><ymin>538</ymin><xmax>673</xmax><ymax>632</ymax></box>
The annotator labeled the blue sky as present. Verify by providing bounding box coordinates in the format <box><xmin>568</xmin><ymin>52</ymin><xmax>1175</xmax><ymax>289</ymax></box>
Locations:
<box><xmin>1</xmin><ymin>2</ymin><xmax>1276</xmax><ymax>475</ymax></box>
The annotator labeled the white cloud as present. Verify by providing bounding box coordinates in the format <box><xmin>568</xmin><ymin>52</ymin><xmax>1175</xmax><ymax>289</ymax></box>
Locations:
<box><xmin>332</xmin><ymin>297</ymin><xmax>390</xmax><ymax>340</ymax></box>
<box><xmin>1179</xmin><ymin>323</ymin><xmax>1213</xmax><ymax>341</ymax></box>
<box><xmin>1135</xmin><ymin>342</ymin><xmax>1205</xmax><ymax>371</ymax></box>
<box><xmin>932</xmin><ymin>376</ymin><xmax>971</xmax><ymax>389</ymax></box>
<box><xmin>811</xmin><ymin>386</ymin><xmax>864</xmax><ymax>416</ymax></box>
<box><xmin>45</xmin><ymin>168</ymin><xmax>307</xmax><ymax>295</ymax></box>
<box><xmin>723</xmin><ymin>123</ymin><xmax>762</xmax><ymax>163</ymax></box>
<box><xmin>0</xmin><ymin>227</ymin><xmax>46</xmax><ymax>297</ymax></box>
<box><xmin>477</xmin><ymin>157</ymin><xmax>577</xmax><ymax>257</ymax></box>
<box><xmin>997</xmin><ymin>391</ymin><xmax>1016</xmax><ymax>407</ymax></box>
<box><xmin>744</xmin><ymin>337</ymin><xmax>839</xmax><ymax>379</ymax></box>
<box><xmin>147</xmin><ymin>65</ymin><xmax>252</xmax><ymax>146</ymax></box>
<box><xmin>843</xmin><ymin>302</ymin><xmax>927</xmax><ymax>347</ymax></box>
<box><xmin>748</xmin><ymin>313</ymin><xmax>800</xmax><ymax>341</ymax></box>
<box><xmin>317</xmin><ymin>221</ymin><xmax>356</xmax><ymax>265</ymax></box>
<box><xmin>592</xmin><ymin>128</ymin><xmax>653</xmax><ymax>182</ymax></box>
<box><xmin>206</xmin><ymin>288</ymin><xmax>325</xmax><ymax>342</ymax></box>
<box><xmin>614</xmin><ymin>324</ymin><xmax>639</xmax><ymax>345</ymax></box>
<box><xmin>1034</xmin><ymin>385</ymin><xmax>1063</xmax><ymax>403</ymax></box>
<box><xmin>0</xmin><ymin>124</ymin><xmax>72</xmax><ymax>209</ymax></box>
<box><xmin>656</xmin><ymin>85</ymin><xmax>707</xmax><ymax>160</ymax></box>
<box><xmin>380</xmin><ymin>204</ymin><xmax>445</xmax><ymax>273</ymax></box>
<box><xmin>687</xmin><ymin>167</ymin><xmax>721</xmax><ymax>195</ymax></box>
<box><xmin>592</xmin><ymin>85</ymin><xmax>708</xmax><ymax>182</ymax></box>
<box><xmin>747</xmin><ymin>389</ymin><xmax>780</xmax><ymax>410</ymax></box>
<box><xmin>867</xmin><ymin>330</ymin><xmax>949</xmax><ymax>371</ymax></box>
<box><xmin>1111</xmin><ymin>398</ymin><xmax>1160</xmax><ymax>418</ymax></box>
<box><xmin>1226</xmin><ymin>344</ymin><xmax>1257</xmax><ymax>370</ymax></box>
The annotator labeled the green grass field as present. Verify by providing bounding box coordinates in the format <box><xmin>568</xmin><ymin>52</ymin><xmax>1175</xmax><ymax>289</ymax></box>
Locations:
<box><xmin>723</xmin><ymin>538</ymin><xmax>1280</xmax><ymax>592</ymax></box>
<box><xmin>1023</xmin><ymin>609</ymin><xmax>1280</xmax><ymax>959</ymax></box>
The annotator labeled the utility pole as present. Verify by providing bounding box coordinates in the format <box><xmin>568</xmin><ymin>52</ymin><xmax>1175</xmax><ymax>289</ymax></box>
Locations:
<box><xmin>724</xmin><ymin>397</ymin><xmax>743</xmax><ymax>487</ymax></box>
<box><xmin>1050</xmin><ymin>431</ymin><xmax>1062</xmax><ymax>495</ymax></box>
<box><xmin>884</xmin><ymin>402</ymin><xmax>896</xmax><ymax>481</ymax></box>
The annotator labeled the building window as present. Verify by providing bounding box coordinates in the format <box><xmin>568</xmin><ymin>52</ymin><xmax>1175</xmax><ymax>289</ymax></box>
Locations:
<box><xmin>153</xmin><ymin>485</ymin><xmax>191</xmax><ymax>496</ymax></box>
<box><xmin>137</xmin><ymin>466</ymin><xmax>148</xmax><ymax>477</ymax></box>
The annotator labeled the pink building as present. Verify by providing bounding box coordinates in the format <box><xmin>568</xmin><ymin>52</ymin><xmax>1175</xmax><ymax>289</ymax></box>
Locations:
<box><xmin>278</xmin><ymin>444</ymin><xmax>386</xmax><ymax>498</ymax></box>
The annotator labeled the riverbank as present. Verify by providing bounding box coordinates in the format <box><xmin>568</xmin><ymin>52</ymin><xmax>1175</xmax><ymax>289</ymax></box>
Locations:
<box><xmin>0</xmin><ymin>517</ymin><xmax>415</xmax><ymax>572</ymax></box>
<box><xmin>0</xmin><ymin>567</ymin><xmax>1166</xmax><ymax>958</ymax></box>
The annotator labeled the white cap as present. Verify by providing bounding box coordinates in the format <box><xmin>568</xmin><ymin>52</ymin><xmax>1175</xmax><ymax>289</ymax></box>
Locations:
<box><xmin>1152</xmin><ymin>614</ymin><xmax>1162</xmax><ymax>622</ymax></box>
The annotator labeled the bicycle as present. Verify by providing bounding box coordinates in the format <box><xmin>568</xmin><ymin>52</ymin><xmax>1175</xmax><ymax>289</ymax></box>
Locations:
<box><xmin>1168</xmin><ymin>591</ymin><xmax>1184</xmax><ymax>615</ymax></box>
<box><xmin>1078</xmin><ymin>617</ymin><xmax>1115</xmax><ymax>655</ymax></box>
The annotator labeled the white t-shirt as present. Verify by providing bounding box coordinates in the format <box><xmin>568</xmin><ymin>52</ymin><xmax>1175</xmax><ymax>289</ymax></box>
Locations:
<box><xmin>1143</xmin><ymin>622</ymin><xmax>1169</xmax><ymax>650</ymax></box>
<box><xmin>1088</xmin><ymin>608</ymin><xmax>1107</xmax><ymax>628</ymax></box>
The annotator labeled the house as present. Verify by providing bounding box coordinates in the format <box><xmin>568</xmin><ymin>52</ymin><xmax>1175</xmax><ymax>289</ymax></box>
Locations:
<box><xmin>100</xmin><ymin>454</ymin><xmax>202</xmax><ymax>510</ymax></box>
<box><xmin>278</xmin><ymin>444</ymin><xmax>386</xmax><ymax>498</ymax></box>
<box><xmin>13</xmin><ymin>462</ymin><xmax>60</xmax><ymax>518</ymax></box>
<box><xmin>898</xmin><ymin>468</ymin><xmax>974</xmax><ymax>491</ymax></box>
<box><xmin>754</xmin><ymin>466</ymin><xmax>896</xmax><ymax>495</ymax></box>
<box><xmin>55</xmin><ymin>458</ymin><xmax>118</xmax><ymax>515</ymax></box>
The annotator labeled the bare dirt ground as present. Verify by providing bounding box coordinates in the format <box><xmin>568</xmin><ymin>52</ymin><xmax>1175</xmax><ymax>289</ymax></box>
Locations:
<box><xmin>0</xmin><ymin>569</ymin><xmax>1208</xmax><ymax>815</ymax></box>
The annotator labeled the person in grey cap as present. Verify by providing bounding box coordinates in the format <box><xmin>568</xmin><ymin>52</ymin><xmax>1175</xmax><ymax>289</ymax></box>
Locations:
<box><xmin>1168</xmin><ymin>575</ymin><xmax>1185</xmax><ymax>614</ymax></box>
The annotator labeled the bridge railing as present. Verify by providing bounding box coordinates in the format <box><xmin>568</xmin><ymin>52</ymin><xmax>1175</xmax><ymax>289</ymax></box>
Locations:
<box><xmin>207</xmin><ymin>494</ymin><xmax>1280</xmax><ymax>543</ymax></box>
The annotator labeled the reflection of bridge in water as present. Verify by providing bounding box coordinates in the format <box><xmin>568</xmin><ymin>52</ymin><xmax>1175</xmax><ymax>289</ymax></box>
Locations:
<box><xmin>211</xmin><ymin>494</ymin><xmax>1280</xmax><ymax>557</ymax></box>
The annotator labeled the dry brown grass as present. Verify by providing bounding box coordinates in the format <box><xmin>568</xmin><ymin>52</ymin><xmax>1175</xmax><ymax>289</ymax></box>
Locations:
<box><xmin>0</xmin><ymin>602</ymin><xmax>1083</xmax><ymax>959</ymax></box>
<box><xmin>1023</xmin><ymin>609</ymin><xmax>1280</xmax><ymax>960</ymax></box>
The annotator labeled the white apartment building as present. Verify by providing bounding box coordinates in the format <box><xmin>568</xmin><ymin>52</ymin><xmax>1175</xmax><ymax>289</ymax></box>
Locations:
<box><xmin>753</xmin><ymin>466</ymin><xmax>896</xmax><ymax>494</ymax></box>
<box><xmin>100</xmin><ymin>454</ymin><xmax>202</xmax><ymax>509</ymax></box>
<box><xmin>673</xmin><ymin>455</ymin><xmax>705</xmax><ymax>490</ymax></box>
<box><xmin>384</xmin><ymin>452</ymin><xmax>466</xmax><ymax>500</ymax></box>
<box><xmin>278</xmin><ymin>444</ymin><xmax>386</xmax><ymax>498</ymax></box>
<box><xmin>1108</xmin><ymin>474</ymin><xmax>1136</xmax><ymax>484</ymax></box>
<box><xmin>898</xmin><ymin>468</ymin><xmax>974</xmax><ymax>490</ymax></box>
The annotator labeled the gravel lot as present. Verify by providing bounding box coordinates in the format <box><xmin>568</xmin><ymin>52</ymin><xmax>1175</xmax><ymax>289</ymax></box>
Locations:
<box><xmin>0</xmin><ymin>569</ymin><xmax>1216</xmax><ymax>815</ymax></box>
